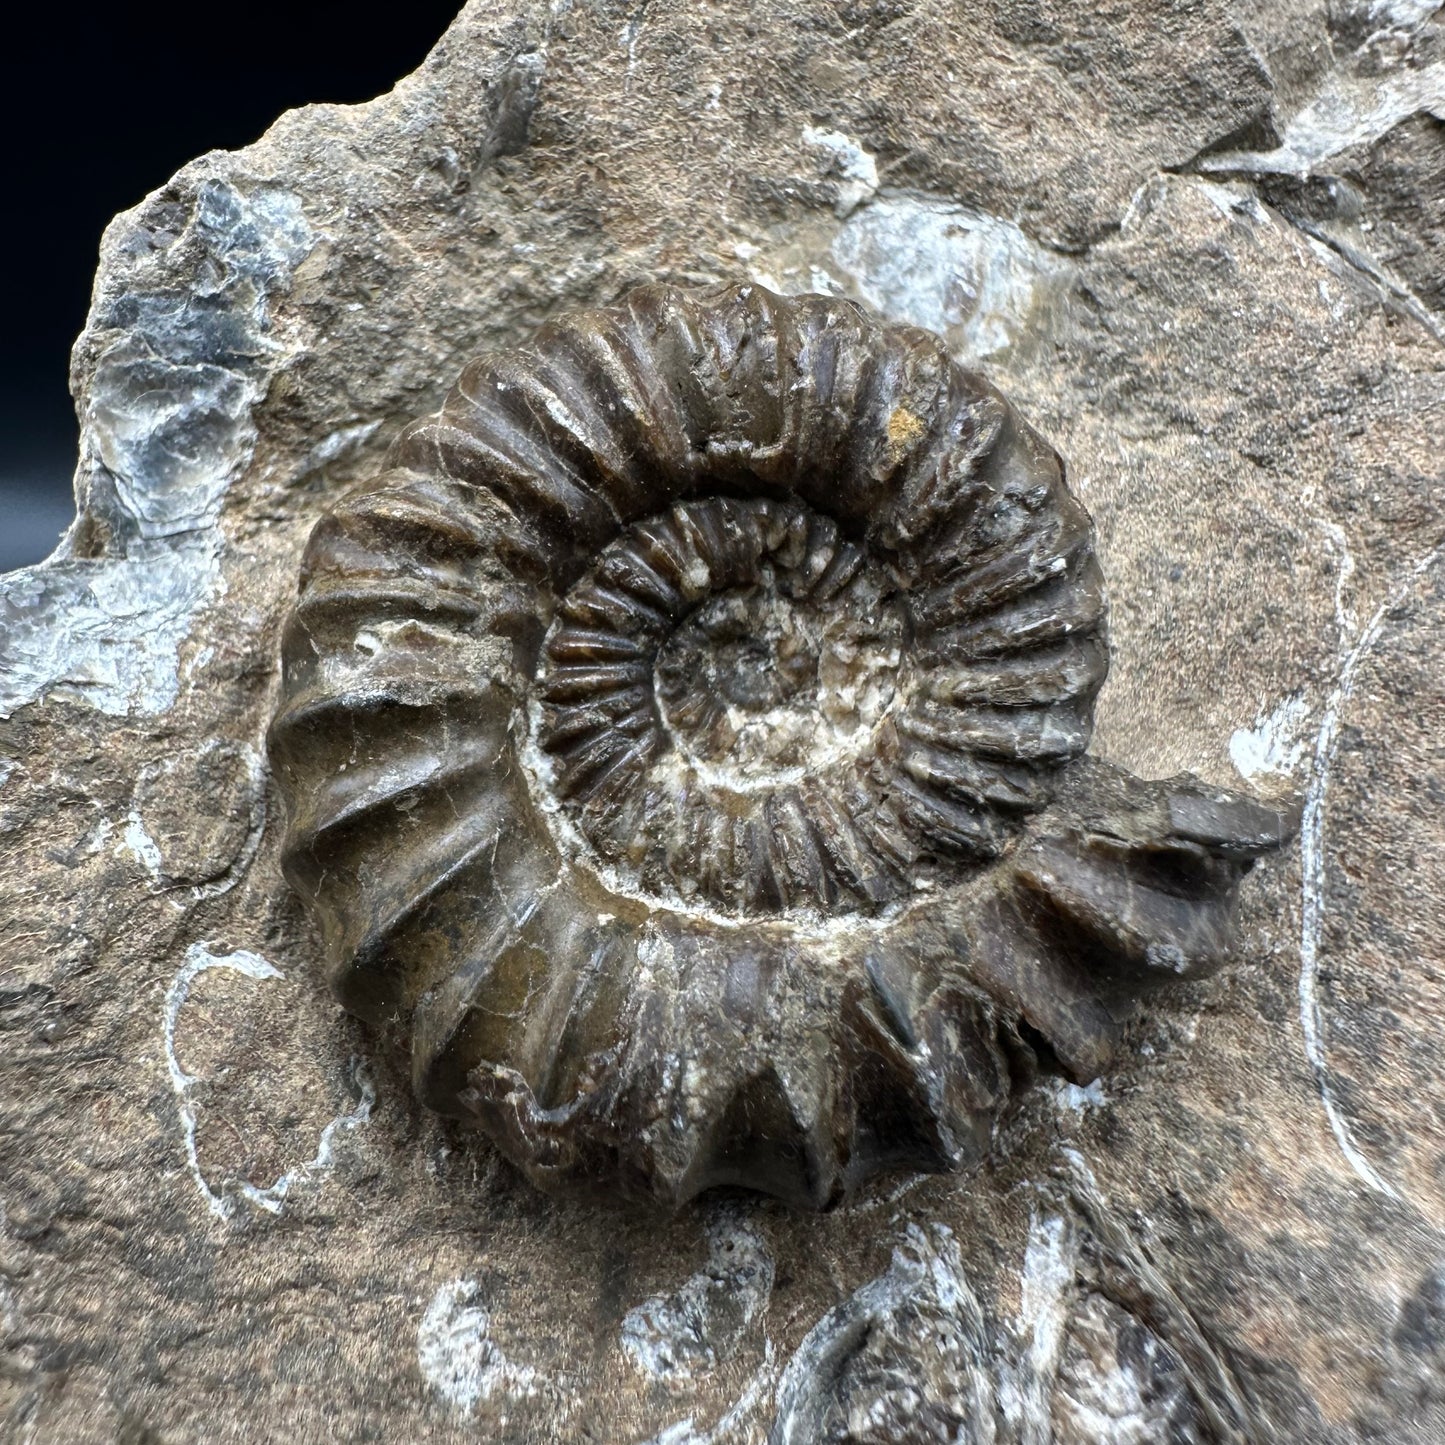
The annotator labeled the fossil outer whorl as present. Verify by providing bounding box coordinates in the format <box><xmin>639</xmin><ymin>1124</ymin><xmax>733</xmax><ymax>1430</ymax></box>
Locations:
<box><xmin>268</xmin><ymin>282</ymin><xmax>1295</xmax><ymax>1209</ymax></box>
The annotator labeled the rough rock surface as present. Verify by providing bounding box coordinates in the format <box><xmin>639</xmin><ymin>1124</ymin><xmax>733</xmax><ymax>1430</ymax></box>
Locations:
<box><xmin>1</xmin><ymin>1</ymin><xmax>1442</xmax><ymax>1441</ymax></box>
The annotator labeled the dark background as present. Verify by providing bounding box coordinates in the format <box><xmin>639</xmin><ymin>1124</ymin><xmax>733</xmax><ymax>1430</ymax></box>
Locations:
<box><xmin>0</xmin><ymin>1</ymin><xmax>463</xmax><ymax>573</ymax></box>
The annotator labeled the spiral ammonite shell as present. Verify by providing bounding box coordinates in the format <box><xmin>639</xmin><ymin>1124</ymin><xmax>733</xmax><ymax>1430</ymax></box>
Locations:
<box><xmin>269</xmin><ymin>283</ymin><xmax>1294</xmax><ymax>1208</ymax></box>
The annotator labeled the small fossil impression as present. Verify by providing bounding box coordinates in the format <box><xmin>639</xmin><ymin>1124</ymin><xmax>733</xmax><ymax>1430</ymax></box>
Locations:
<box><xmin>269</xmin><ymin>283</ymin><xmax>1295</xmax><ymax>1208</ymax></box>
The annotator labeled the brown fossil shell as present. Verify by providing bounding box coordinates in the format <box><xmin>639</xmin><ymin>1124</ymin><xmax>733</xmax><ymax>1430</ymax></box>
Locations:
<box><xmin>268</xmin><ymin>282</ymin><xmax>1295</xmax><ymax>1209</ymax></box>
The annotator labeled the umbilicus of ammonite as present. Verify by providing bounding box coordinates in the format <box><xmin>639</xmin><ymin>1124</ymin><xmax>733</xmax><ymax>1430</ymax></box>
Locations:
<box><xmin>268</xmin><ymin>282</ymin><xmax>1295</xmax><ymax>1210</ymax></box>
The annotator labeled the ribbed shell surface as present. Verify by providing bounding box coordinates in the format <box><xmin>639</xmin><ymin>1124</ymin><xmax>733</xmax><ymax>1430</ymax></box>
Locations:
<box><xmin>269</xmin><ymin>283</ymin><xmax>1289</xmax><ymax>1208</ymax></box>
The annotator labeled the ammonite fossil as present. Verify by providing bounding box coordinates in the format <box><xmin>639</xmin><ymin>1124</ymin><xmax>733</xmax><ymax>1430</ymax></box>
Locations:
<box><xmin>269</xmin><ymin>283</ymin><xmax>1294</xmax><ymax>1209</ymax></box>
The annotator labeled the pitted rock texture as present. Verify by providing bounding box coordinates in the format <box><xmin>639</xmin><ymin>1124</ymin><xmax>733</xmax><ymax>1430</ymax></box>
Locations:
<box><xmin>270</xmin><ymin>281</ymin><xmax>1288</xmax><ymax>1208</ymax></box>
<box><xmin>2</xmin><ymin>0</ymin><xmax>1444</xmax><ymax>1440</ymax></box>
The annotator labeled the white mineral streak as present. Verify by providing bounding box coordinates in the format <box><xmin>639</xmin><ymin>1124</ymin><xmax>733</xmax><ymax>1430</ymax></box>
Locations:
<box><xmin>621</xmin><ymin>1207</ymin><xmax>775</xmax><ymax>1381</ymax></box>
<box><xmin>1051</xmin><ymin>1293</ymin><xmax>1190</xmax><ymax>1445</ymax></box>
<box><xmin>1051</xmin><ymin>1077</ymin><xmax>1108</xmax><ymax>1112</ymax></box>
<box><xmin>801</xmin><ymin>126</ymin><xmax>881</xmax><ymax>217</ymax></box>
<box><xmin>831</xmin><ymin>196</ymin><xmax>1070</xmax><ymax>359</ymax></box>
<box><xmin>0</xmin><ymin>182</ymin><xmax>313</xmax><ymax>718</ymax></box>
<box><xmin>619</xmin><ymin>6</ymin><xmax>647</xmax><ymax>87</ymax></box>
<box><xmin>1229</xmin><ymin>695</ymin><xmax>1313</xmax><ymax>782</ymax></box>
<box><xmin>997</xmin><ymin>1210</ymin><xmax>1078</xmax><ymax>1445</ymax></box>
<box><xmin>0</xmin><ymin>540</ymin><xmax>222</xmax><ymax>721</ymax></box>
<box><xmin>1265</xmin><ymin>63</ymin><xmax>1445</xmax><ymax>173</ymax></box>
<box><xmin>750</xmin><ymin>190</ymin><xmax>1069</xmax><ymax>361</ymax></box>
<box><xmin>121</xmin><ymin>811</ymin><xmax>165</xmax><ymax>882</ymax></box>
<box><xmin>287</xmin><ymin>419</ymin><xmax>383</xmax><ymax>482</ymax></box>
<box><xmin>119</xmin><ymin>743</ymin><xmax>267</xmax><ymax>899</ymax></box>
<box><xmin>638</xmin><ymin>1343</ymin><xmax>778</xmax><ymax>1445</ymax></box>
<box><xmin>771</xmin><ymin>1222</ymin><xmax>995</xmax><ymax>1443</ymax></box>
<box><xmin>163</xmin><ymin>944</ymin><xmax>373</xmax><ymax>1221</ymax></box>
<box><xmin>1296</xmin><ymin>534</ymin><xmax>1442</xmax><ymax>1200</ymax></box>
<box><xmin>1371</xmin><ymin>0</ymin><xmax>1442</xmax><ymax>27</ymax></box>
<box><xmin>1186</xmin><ymin>2</ymin><xmax>1445</xmax><ymax>340</ymax></box>
<box><xmin>417</xmin><ymin>1279</ymin><xmax>541</xmax><ymax>1417</ymax></box>
<box><xmin>1203</xmin><ymin>5</ymin><xmax>1445</xmax><ymax>177</ymax></box>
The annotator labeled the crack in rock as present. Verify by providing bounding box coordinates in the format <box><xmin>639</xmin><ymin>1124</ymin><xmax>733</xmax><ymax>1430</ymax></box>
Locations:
<box><xmin>163</xmin><ymin>943</ymin><xmax>373</xmax><ymax>1222</ymax></box>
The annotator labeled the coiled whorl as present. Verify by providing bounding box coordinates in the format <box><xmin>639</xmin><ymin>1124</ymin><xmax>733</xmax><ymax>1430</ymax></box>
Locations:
<box><xmin>269</xmin><ymin>282</ymin><xmax>1292</xmax><ymax>1209</ymax></box>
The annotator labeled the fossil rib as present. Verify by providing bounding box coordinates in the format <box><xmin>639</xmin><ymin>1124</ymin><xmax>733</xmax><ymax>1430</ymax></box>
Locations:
<box><xmin>269</xmin><ymin>282</ymin><xmax>1295</xmax><ymax>1209</ymax></box>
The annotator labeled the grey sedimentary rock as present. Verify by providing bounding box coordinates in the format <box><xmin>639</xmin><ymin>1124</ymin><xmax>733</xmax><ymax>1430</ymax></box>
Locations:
<box><xmin>2</xmin><ymin>1</ymin><xmax>1443</xmax><ymax>1441</ymax></box>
